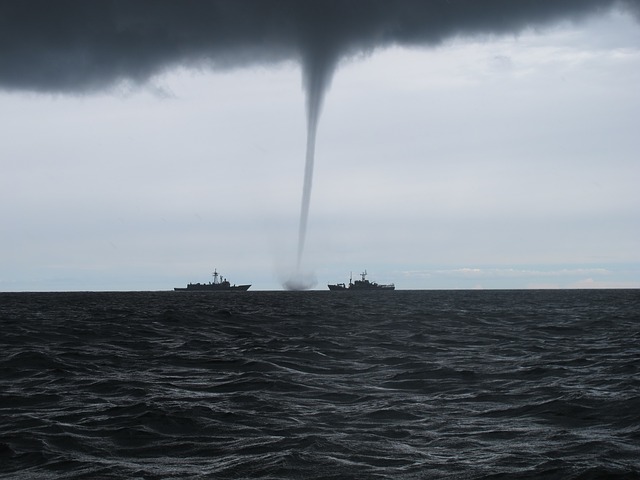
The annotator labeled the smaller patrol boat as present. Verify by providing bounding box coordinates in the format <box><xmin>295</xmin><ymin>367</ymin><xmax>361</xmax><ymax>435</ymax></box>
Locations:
<box><xmin>328</xmin><ymin>270</ymin><xmax>395</xmax><ymax>291</ymax></box>
<box><xmin>174</xmin><ymin>269</ymin><xmax>251</xmax><ymax>291</ymax></box>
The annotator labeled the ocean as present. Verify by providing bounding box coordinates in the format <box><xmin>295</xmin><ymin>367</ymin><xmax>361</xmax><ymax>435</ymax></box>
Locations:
<box><xmin>1</xmin><ymin>289</ymin><xmax>639</xmax><ymax>479</ymax></box>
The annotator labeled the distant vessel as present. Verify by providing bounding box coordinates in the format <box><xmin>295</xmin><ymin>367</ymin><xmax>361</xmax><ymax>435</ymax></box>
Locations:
<box><xmin>174</xmin><ymin>269</ymin><xmax>251</xmax><ymax>292</ymax></box>
<box><xmin>328</xmin><ymin>270</ymin><xmax>395</xmax><ymax>291</ymax></box>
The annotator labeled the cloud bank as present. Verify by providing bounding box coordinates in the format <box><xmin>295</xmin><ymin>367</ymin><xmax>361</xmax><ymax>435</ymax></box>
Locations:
<box><xmin>1</xmin><ymin>0</ymin><xmax>638</xmax><ymax>94</ymax></box>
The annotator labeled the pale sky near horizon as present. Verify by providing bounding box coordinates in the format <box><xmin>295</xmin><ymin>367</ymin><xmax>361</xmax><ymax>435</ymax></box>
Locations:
<box><xmin>1</xmin><ymin>4</ymin><xmax>639</xmax><ymax>291</ymax></box>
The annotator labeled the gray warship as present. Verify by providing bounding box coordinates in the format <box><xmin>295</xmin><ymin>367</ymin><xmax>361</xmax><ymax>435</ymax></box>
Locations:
<box><xmin>328</xmin><ymin>270</ymin><xmax>395</xmax><ymax>291</ymax></box>
<box><xmin>174</xmin><ymin>269</ymin><xmax>251</xmax><ymax>292</ymax></box>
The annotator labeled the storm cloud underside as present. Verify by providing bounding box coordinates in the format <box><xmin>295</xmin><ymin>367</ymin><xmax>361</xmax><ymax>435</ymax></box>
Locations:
<box><xmin>2</xmin><ymin>0</ymin><xmax>638</xmax><ymax>285</ymax></box>
<box><xmin>3</xmin><ymin>0</ymin><xmax>639</xmax><ymax>94</ymax></box>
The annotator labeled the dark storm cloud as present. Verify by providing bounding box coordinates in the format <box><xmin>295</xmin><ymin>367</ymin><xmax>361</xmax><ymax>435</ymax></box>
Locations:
<box><xmin>1</xmin><ymin>0</ymin><xmax>638</xmax><ymax>93</ymax></box>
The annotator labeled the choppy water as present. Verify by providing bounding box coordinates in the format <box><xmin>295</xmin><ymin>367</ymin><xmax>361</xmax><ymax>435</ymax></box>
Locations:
<box><xmin>1</xmin><ymin>289</ymin><xmax>639</xmax><ymax>479</ymax></box>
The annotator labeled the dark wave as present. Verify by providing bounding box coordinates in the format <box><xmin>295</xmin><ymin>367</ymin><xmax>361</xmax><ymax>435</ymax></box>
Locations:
<box><xmin>1</xmin><ymin>289</ymin><xmax>639</xmax><ymax>479</ymax></box>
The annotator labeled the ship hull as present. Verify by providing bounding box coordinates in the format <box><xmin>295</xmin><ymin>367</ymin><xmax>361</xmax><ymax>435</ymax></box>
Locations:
<box><xmin>174</xmin><ymin>284</ymin><xmax>251</xmax><ymax>292</ymax></box>
<box><xmin>350</xmin><ymin>285</ymin><xmax>395</xmax><ymax>291</ymax></box>
<box><xmin>328</xmin><ymin>284</ymin><xmax>395</xmax><ymax>291</ymax></box>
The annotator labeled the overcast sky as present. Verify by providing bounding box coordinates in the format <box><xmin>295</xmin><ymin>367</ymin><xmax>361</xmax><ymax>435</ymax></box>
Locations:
<box><xmin>1</xmin><ymin>1</ymin><xmax>639</xmax><ymax>291</ymax></box>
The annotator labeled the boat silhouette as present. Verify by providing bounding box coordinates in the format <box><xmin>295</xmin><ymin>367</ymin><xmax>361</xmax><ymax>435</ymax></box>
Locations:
<box><xmin>174</xmin><ymin>269</ymin><xmax>251</xmax><ymax>291</ymax></box>
<box><xmin>328</xmin><ymin>270</ymin><xmax>395</xmax><ymax>291</ymax></box>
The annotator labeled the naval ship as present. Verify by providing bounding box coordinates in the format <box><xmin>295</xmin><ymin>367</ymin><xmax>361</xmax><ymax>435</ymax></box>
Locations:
<box><xmin>328</xmin><ymin>270</ymin><xmax>395</xmax><ymax>291</ymax></box>
<box><xmin>174</xmin><ymin>269</ymin><xmax>251</xmax><ymax>291</ymax></box>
